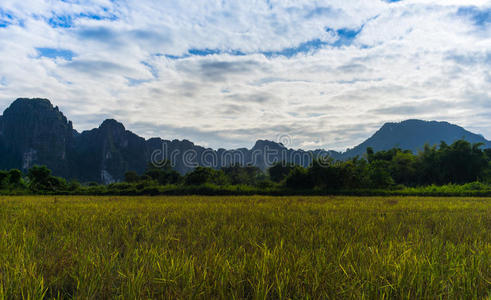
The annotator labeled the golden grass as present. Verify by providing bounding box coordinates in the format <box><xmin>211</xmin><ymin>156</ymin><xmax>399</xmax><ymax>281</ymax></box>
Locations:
<box><xmin>0</xmin><ymin>196</ymin><xmax>489</xmax><ymax>299</ymax></box>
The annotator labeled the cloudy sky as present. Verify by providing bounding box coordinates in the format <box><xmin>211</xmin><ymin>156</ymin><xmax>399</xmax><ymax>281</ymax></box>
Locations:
<box><xmin>0</xmin><ymin>0</ymin><xmax>489</xmax><ymax>151</ymax></box>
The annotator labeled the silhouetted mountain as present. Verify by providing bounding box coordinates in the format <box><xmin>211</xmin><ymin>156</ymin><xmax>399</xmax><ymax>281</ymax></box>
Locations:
<box><xmin>0</xmin><ymin>98</ymin><xmax>76</xmax><ymax>177</ymax></box>
<box><xmin>0</xmin><ymin>99</ymin><xmax>489</xmax><ymax>183</ymax></box>
<box><xmin>343</xmin><ymin>120</ymin><xmax>491</xmax><ymax>158</ymax></box>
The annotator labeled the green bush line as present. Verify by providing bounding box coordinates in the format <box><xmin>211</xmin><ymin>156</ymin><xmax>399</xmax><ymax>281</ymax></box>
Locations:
<box><xmin>2</xmin><ymin>182</ymin><xmax>491</xmax><ymax>197</ymax></box>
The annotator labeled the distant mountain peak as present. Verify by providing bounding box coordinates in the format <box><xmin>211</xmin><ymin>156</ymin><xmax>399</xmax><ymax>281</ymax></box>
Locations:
<box><xmin>99</xmin><ymin>119</ymin><xmax>126</xmax><ymax>131</ymax></box>
<box><xmin>343</xmin><ymin>119</ymin><xmax>490</xmax><ymax>158</ymax></box>
<box><xmin>11</xmin><ymin>97</ymin><xmax>52</xmax><ymax>106</ymax></box>
<box><xmin>382</xmin><ymin>119</ymin><xmax>453</xmax><ymax>129</ymax></box>
<box><xmin>5</xmin><ymin>98</ymin><xmax>70</xmax><ymax>125</ymax></box>
<box><xmin>252</xmin><ymin>139</ymin><xmax>286</xmax><ymax>150</ymax></box>
<box><xmin>7</xmin><ymin>98</ymin><xmax>55</xmax><ymax>115</ymax></box>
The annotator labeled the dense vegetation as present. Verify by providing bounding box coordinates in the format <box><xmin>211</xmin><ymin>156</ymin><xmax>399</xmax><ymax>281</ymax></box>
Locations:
<box><xmin>1</xmin><ymin>140</ymin><xmax>490</xmax><ymax>196</ymax></box>
<box><xmin>0</xmin><ymin>196</ymin><xmax>489</xmax><ymax>298</ymax></box>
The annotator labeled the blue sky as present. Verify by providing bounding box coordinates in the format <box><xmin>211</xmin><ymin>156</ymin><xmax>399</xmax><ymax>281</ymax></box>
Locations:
<box><xmin>0</xmin><ymin>0</ymin><xmax>490</xmax><ymax>150</ymax></box>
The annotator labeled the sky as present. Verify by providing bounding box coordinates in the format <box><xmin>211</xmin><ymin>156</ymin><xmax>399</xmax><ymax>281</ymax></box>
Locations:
<box><xmin>0</xmin><ymin>0</ymin><xmax>490</xmax><ymax>151</ymax></box>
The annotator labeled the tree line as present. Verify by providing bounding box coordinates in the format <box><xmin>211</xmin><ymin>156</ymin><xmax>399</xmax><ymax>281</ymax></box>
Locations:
<box><xmin>1</xmin><ymin>140</ymin><xmax>490</xmax><ymax>195</ymax></box>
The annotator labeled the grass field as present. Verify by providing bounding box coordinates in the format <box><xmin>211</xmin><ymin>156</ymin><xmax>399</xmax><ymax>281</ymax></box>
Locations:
<box><xmin>0</xmin><ymin>196</ymin><xmax>489</xmax><ymax>299</ymax></box>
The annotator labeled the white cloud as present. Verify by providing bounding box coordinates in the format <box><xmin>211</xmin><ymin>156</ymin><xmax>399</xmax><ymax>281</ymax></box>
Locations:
<box><xmin>0</xmin><ymin>0</ymin><xmax>489</xmax><ymax>151</ymax></box>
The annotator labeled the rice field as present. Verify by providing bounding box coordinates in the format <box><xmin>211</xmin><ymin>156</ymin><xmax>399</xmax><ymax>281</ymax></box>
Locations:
<box><xmin>0</xmin><ymin>195</ymin><xmax>489</xmax><ymax>299</ymax></box>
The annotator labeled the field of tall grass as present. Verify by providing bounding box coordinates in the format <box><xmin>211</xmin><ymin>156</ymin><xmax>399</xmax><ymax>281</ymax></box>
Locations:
<box><xmin>0</xmin><ymin>195</ymin><xmax>489</xmax><ymax>299</ymax></box>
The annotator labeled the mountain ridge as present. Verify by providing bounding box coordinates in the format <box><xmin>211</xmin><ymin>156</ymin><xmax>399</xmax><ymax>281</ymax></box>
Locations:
<box><xmin>0</xmin><ymin>98</ymin><xmax>489</xmax><ymax>183</ymax></box>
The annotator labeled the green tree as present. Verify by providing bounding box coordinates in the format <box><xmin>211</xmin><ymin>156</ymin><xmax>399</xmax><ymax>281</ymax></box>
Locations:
<box><xmin>390</xmin><ymin>151</ymin><xmax>417</xmax><ymax>185</ymax></box>
<box><xmin>222</xmin><ymin>164</ymin><xmax>264</xmax><ymax>186</ymax></box>
<box><xmin>340</xmin><ymin>157</ymin><xmax>370</xmax><ymax>189</ymax></box>
<box><xmin>309</xmin><ymin>158</ymin><xmax>344</xmax><ymax>190</ymax></box>
<box><xmin>145</xmin><ymin>163</ymin><xmax>181</xmax><ymax>185</ymax></box>
<box><xmin>185</xmin><ymin>167</ymin><xmax>228</xmax><ymax>186</ymax></box>
<box><xmin>8</xmin><ymin>169</ymin><xmax>22</xmax><ymax>187</ymax></box>
<box><xmin>417</xmin><ymin>144</ymin><xmax>441</xmax><ymax>185</ymax></box>
<box><xmin>368</xmin><ymin>160</ymin><xmax>394</xmax><ymax>188</ymax></box>
<box><xmin>27</xmin><ymin>165</ymin><xmax>66</xmax><ymax>192</ymax></box>
<box><xmin>268</xmin><ymin>162</ymin><xmax>296</xmax><ymax>183</ymax></box>
<box><xmin>285</xmin><ymin>166</ymin><xmax>314</xmax><ymax>189</ymax></box>
<box><xmin>434</xmin><ymin>141</ymin><xmax>487</xmax><ymax>184</ymax></box>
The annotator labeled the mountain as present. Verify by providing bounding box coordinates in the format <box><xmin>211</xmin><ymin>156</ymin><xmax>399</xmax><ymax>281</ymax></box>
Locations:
<box><xmin>0</xmin><ymin>98</ymin><xmax>76</xmax><ymax>177</ymax></box>
<box><xmin>342</xmin><ymin>119</ymin><xmax>491</xmax><ymax>158</ymax></box>
<box><xmin>0</xmin><ymin>98</ymin><xmax>489</xmax><ymax>183</ymax></box>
